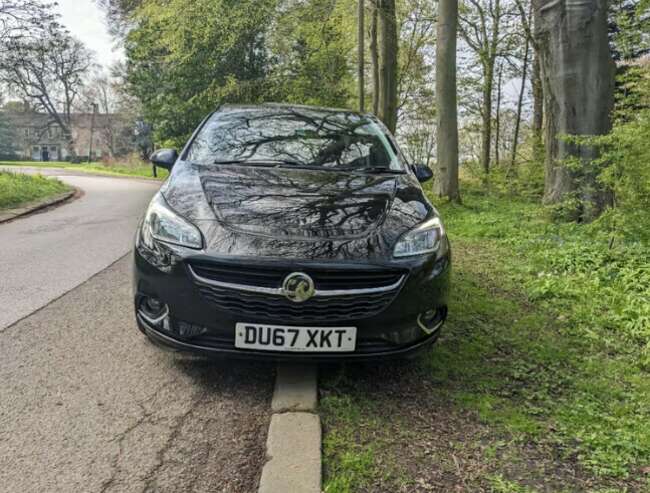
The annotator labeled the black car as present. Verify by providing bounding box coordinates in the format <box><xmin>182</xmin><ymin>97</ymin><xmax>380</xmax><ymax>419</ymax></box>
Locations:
<box><xmin>133</xmin><ymin>104</ymin><xmax>450</xmax><ymax>360</ymax></box>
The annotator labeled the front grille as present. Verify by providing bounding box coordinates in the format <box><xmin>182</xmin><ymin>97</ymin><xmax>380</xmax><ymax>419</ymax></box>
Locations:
<box><xmin>195</xmin><ymin>284</ymin><xmax>399</xmax><ymax>323</ymax></box>
<box><xmin>188</xmin><ymin>261</ymin><xmax>404</xmax><ymax>291</ymax></box>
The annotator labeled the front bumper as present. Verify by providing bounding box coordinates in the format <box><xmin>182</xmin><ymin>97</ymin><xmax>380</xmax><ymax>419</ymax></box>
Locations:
<box><xmin>133</xmin><ymin>241</ymin><xmax>451</xmax><ymax>361</ymax></box>
<box><xmin>137</xmin><ymin>312</ymin><xmax>443</xmax><ymax>362</ymax></box>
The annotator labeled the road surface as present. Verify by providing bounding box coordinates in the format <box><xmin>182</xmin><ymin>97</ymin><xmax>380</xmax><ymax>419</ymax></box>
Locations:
<box><xmin>0</xmin><ymin>169</ymin><xmax>273</xmax><ymax>491</ymax></box>
<box><xmin>0</xmin><ymin>168</ymin><xmax>157</xmax><ymax>330</ymax></box>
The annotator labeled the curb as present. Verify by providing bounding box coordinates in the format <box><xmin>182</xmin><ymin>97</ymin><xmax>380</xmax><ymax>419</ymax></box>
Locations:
<box><xmin>0</xmin><ymin>165</ymin><xmax>164</xmax><ymax>183</ymax></box>
<box><xmin>259</xmin><ymin>365</ymin><xmax>321</xmax><ymax>493</ymax></box>
<box><xmin>272</xmin><ymin>364</ymin><xmax>318</xmax><ymax>413</ymax></box>
<box><xmin>0</xmin><ymin>189</ymin><xmax>76</xmax><ymax>224</ymax></box>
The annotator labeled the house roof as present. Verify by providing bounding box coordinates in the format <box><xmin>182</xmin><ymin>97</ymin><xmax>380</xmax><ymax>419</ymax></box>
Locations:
<box><xmin>0</xmin><ymin>111</ymin><xmax>114</xmax><ymax>129</ymax></box>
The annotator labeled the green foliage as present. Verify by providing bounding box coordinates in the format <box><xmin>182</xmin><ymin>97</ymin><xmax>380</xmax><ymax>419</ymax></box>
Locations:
<box><xmin>597</xmin><ymin>109</ymin><xmax>650</xmax><ymax>221</ymax></box>
<box><xmin>321</xmin><ymin>187</ymin><xmax>649</xmax><ymax>488</ymax></box>
<box><xmin>609</xmin><ymin>0</ymin><xmax>650</xmax><ymax>61</ymax></box>
<box><xmin>564</xmin><ymin>62</ymin><xmax>650</xmax><ymax>234</ymax></box>
<box><xmin>434</xmin><ymin>188</ymin><xmax>650</xmax><ymax>478</ymax></box>
<box><xmin>125</xmin><ymin>0</ymin><xmax>277</xmax><ymax>146</ymax></box>
<box><xmin>614</xmin><ymin>63</ymin><xmax>650</xmax><ymax>122</ymax></box>
<box><xmin>322</xmin><ymin>394</ymin><xmax>380</xmax><ymax>493</ymax></box>
<box><xmin>486</xmin><ymin>474</ymin><xmax>537</xmax><ymax>493</ymax></box>
<box><xmin>268</xmin><ymin>0</ymin><xmax>355</xmax><ymax>108</ymax></box>
<box><xmin>0</xmin><ymin>113</ymin><xmax>17</xmax><ymax>159</ymax></box>
<box><xmin>124</xmin><ymin>0</ymin><xmax>356</xmax><ymax>146</ymax></box>
<box><xmin>0</xmin><ymin>171</ymin><xmax>69</xmax><ymax>209</ymax></box>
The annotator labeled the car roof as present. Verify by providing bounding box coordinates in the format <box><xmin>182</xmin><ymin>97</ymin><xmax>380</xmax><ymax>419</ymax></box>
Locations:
<box><xmin>217</xmin><ymin>103</ymin><xmax>370</xmax><ymax>119</ymax></box>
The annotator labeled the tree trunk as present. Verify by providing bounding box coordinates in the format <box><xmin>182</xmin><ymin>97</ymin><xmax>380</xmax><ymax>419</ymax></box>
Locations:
<box><xmin>495</xmin><ymin>64</ymin><xmax>503</xmax><ymax>167</ymax></box>
<box><xmin>510</xmin><ymin>33</ymin><xmax>530</xmax><ymax>172</ymax></box>
<box><xmin>532</xmin><ymin>2</ymin><xmax>544</xmax><ymax>143</ymax></box>
<box><xmin>434</xmin><ymin>0</ymin><xmax>460</xmax><ymax>202</ymax></box>
<box><xmin>532</xmin><ymin>53</ymin><xmax>543</xmax><ymax>140</ymax></box>
<box><xmin>532</xmin><ymin>35</ymin><xmax>544</xmax><ymax>165</ymax></box>
<box><xmin>358</xmin><ymin>0</ymin><xmax>365</xmax><ymax>112</ymax></box>
<box><xmin>377</xmin><ymin>0</ymin><xmax>398</xmax><ymax>133</ymax></box>
<box><xmin>480</xmin><ymin>62</ymin><xmax>494</xmax><ymax>175</ymax></box>
<box><xmin>534</xmin><ymin>0</ymin><xmax>615</xmax><ymax>219</ymax></box>
<box><xmin>370</xmin><ymin>3</ymin><xmax>379</xmax><ymax>115</ymax></box>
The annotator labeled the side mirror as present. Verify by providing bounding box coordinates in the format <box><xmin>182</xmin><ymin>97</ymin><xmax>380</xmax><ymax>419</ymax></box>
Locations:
<box><xmin>412</xmin><ymin>164</ymin><xmax>433</xmax><ymax>183</ymax></box>
<box><xmin>150</xmin><ymin>148</ymin><xmax>178</xmax><ymax>170</ymax></box>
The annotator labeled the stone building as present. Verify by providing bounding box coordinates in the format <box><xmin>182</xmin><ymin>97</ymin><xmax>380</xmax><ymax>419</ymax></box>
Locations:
<box><xmin>2</xmin><ymin>111</ymin><xmax>114</xmax><ymax>161</ymax></box>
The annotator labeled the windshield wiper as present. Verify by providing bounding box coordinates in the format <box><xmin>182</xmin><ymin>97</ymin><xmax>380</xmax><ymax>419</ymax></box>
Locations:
<box><xmin>212</xmin><ymin>159</ymin><xmax>306</xmax><ymax>167</ymax></box>
<box><xmin>213</xmin><ymin>159</ymin><xmax>254</xmax><ymax>165</ymax></box>
<box><xmin>355</xmin><ymin>167</ymin><xmax>405</xmax><ymax>174</ymax></box>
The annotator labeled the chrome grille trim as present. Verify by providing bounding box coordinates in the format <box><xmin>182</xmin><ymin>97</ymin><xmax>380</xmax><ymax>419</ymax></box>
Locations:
<box><xmin>187</xmin><ymin>265</ymin><xmax>405</xmax><ymax>297</ymax></box>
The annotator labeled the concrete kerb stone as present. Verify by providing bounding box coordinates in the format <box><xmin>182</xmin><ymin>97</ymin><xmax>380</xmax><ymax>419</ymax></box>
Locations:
<box><xmin>259</xmin><ymin>364</ymin><xmax>321</xmax><ymax>493</ymax></box>
<box><xmin>0</xmin><ymin>189</ymin><xmax>75</xmax><ymax>224</ymax></box>
<box><xmin>272</xmin><ymin>364</ymin><xmax>318</xmax><ymax>413</ymax></box>
<box><xmin>258</xmin><ymin>412</ymin><xmax>322</xmax><ymax>493</ymax></box>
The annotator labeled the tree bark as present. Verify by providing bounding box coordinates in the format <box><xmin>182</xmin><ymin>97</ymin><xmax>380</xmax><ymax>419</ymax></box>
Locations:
<box><xmin>434</xmin><ymin>0</ymin><xmax>460</xmax><ymax>202</ymax></box>
<box><xmin>531</xmin><ymin>0</ymin><xmax>544</xmax><ymax>164</ymax></box>
<box><xmin>510</xmin><ymin>33</ymin><xmax>530</xmax><ymax>172</ymax></box>
<box><xmin>480</xmin><ymin>62</ymin><xmax>494</xmax><ymax>175</ymax></box>
<box><xmin>531</xmin><ymin>51</ymin><xmax>544</xmax><ymax>161</ymax></box>
<box><xmin>494</xmin><ymin>64</ymin><xmax>503</xmax><ymax>166</ymax></box>
<box><xmin>534</xmin><ymin>0</ymin><xmax>615</xmax><ymax>219</ymax></box>
<box><xmin>377</xmin><ymin>0</ymin><xmax>398</xmax><ymax>133</ymax></box>
<box><xmin>477</xmin><ymin>0</ymin><xmax>501</xmax><ymax>176</ymax></box>
<box><xmin>358</xmin><ymin>0</ymin><xmax>365</xmax><ymax>112</ymax></box>
<box><xmin>370</xmin><ymin>3</ymin><xmax>379</xmax><ymax>115</ymax></box>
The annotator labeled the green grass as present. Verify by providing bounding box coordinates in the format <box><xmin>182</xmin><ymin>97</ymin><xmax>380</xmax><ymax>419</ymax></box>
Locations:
<box><xmin>321</xmin><ymin>184</ymin><xmax>650</xmax><ymax>491</ymax></box>
<box><xmin>0</xmin><ymin>171</ymin><xmax>71</xmax><ymax>210</ymax></box>
<box><xmin>0</xmin><ymin>160</ymin><xmax>169</xmax><ymax>180</ymax></box>
<box><xmin>432</xmin><ymin>187</ymin><xmax>650</xmax><ymax>478</ymax></box>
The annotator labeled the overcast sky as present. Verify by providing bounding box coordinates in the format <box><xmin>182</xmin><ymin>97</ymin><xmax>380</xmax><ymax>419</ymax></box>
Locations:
<box><xmin>57</xmin><ymin>0</ymin><xmax>125</xmax><ymax>68</ymax></box>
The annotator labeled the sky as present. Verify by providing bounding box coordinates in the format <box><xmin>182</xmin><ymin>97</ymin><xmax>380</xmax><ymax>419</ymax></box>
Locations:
<box><xmin>56</xmin><ymin>0</ymin><xmax>125</xmax><ymax>68</ymax></box>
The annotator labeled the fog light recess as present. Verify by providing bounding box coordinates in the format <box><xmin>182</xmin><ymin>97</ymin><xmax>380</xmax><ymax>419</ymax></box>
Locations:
<box><xmin>138</xmin><ymin>296</ymin><xmax>170</xmax><ymax>329</ymax></box>
<box><xmin>417</xmin><ymin>308</ymin><xmax>445</xmax><ymax>335</ymax></box>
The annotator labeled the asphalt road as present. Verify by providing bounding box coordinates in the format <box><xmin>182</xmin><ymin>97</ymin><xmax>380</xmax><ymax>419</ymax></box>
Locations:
<box><xmin>0</xmin><ymin>169</ymin><xmax>274</xmax><ymax>491</ymax></box>
<box><xmin>0</xmin><ymin>168</ymin><xmax>158</xmax><ymax>330</ymax></box>
<box><xmin>0</xmin><ymin>256</ymin><xmax>273</xmax><ymax>492</ymax></box>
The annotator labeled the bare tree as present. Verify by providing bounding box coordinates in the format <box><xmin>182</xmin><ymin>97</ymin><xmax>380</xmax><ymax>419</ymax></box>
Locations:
<box><xmin>0</xmin><ymin>30</ymin><xmax>95</xmax><ymax>157</ymax></box>
<box><xmin>377</xmin><ymin>0</ymin><xmax>398</xmax><ymax>133</ymax></box>
<box><xmin>0</xmin><ymin>1</ymin><xmax>58</xmax><ymax>50</ymax></box>
<box><xmin>459</xmin><ymin>0</ymin><xmax>520</xmax><ymax>177</ymax></box>
<box><xmin>94</xmin><ymin>0</ymin><xmax>141</xmax><ymax>38</ymax></box>
<box><xmin>534</xmin><ymin>0</ymin><xmax>615</xmax><ymax>219</ymax></box>
<box><xmin>435</xmin><ymin>0</ymin><xmax>461</xmax><ymax>202</ymax></box>
<box><xmin>494</xmin><ymin>62</ymin><xmax>503</xmax><ymax>165</ymax></box>
<box><xmin>509</xmin><ymin>1</ymin><xmax>531</xmax><ymax>172</ymax></box>
<box><xmin>395</xmin><ymin>0</ymin><xmax>436</xmax><ymax>125</ymax></box>
<box><xmin>514</xmin><ymin>0</ymin><xmax>543</xmax><ymax>163</ymax></box>
<box><xmin>80</xmin><ymin>72</ymin><xmax>135</xmax><ymax>158</ymax></box>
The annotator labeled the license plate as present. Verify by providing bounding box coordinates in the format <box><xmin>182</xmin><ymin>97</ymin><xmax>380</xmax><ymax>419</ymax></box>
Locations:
<box><xmin>235</xmin><ymin>323</ymin><xmax>357</xmax><ymax>352</ymax></box>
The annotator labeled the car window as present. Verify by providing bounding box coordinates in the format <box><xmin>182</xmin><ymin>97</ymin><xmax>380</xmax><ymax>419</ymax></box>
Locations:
<box><xmin>186</xmin><ymin>108</ymin><xmax>403</xmax><ymax>171</ymax></box>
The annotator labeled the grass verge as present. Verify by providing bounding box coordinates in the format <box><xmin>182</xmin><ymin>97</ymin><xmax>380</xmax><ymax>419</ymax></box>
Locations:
<box><xmin>0</xmin><ymin>160</ymin><xmax>169</xmax><ymax>180</ymax></box>
<box><xmin>321</xmin><ymin>185</ymin><xmax>650</xmax><ymax>492</ymax></box>
<box><xmin>0</xmin><ymin>171</ymin><xmax>71</xmax><ymax>210</ymax></box>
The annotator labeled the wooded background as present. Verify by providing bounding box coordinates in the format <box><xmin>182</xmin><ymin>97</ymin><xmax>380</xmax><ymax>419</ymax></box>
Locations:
<box><xmin>2</xmin><ymin>0</ymin><xmax>649</xmax><ymax>227</ymax></box>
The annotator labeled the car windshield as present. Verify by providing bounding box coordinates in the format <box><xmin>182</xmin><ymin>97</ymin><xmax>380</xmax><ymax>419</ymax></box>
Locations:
<box><xmin>186</xmin><ymin>107</ymin><xmax>403</xmax><ymax>172</ymax></box>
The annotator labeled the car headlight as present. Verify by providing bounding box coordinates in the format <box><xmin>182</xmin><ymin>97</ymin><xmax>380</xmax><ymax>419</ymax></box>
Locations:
<box><xmin>393</xmin><ymin>216</ymin><xmax>446</xmax><ymax>258</ymax></box>
<box><xmin>141</xmin><ymin>192</ymin><xmax>203</xmax><ymax>249</ymax></box>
